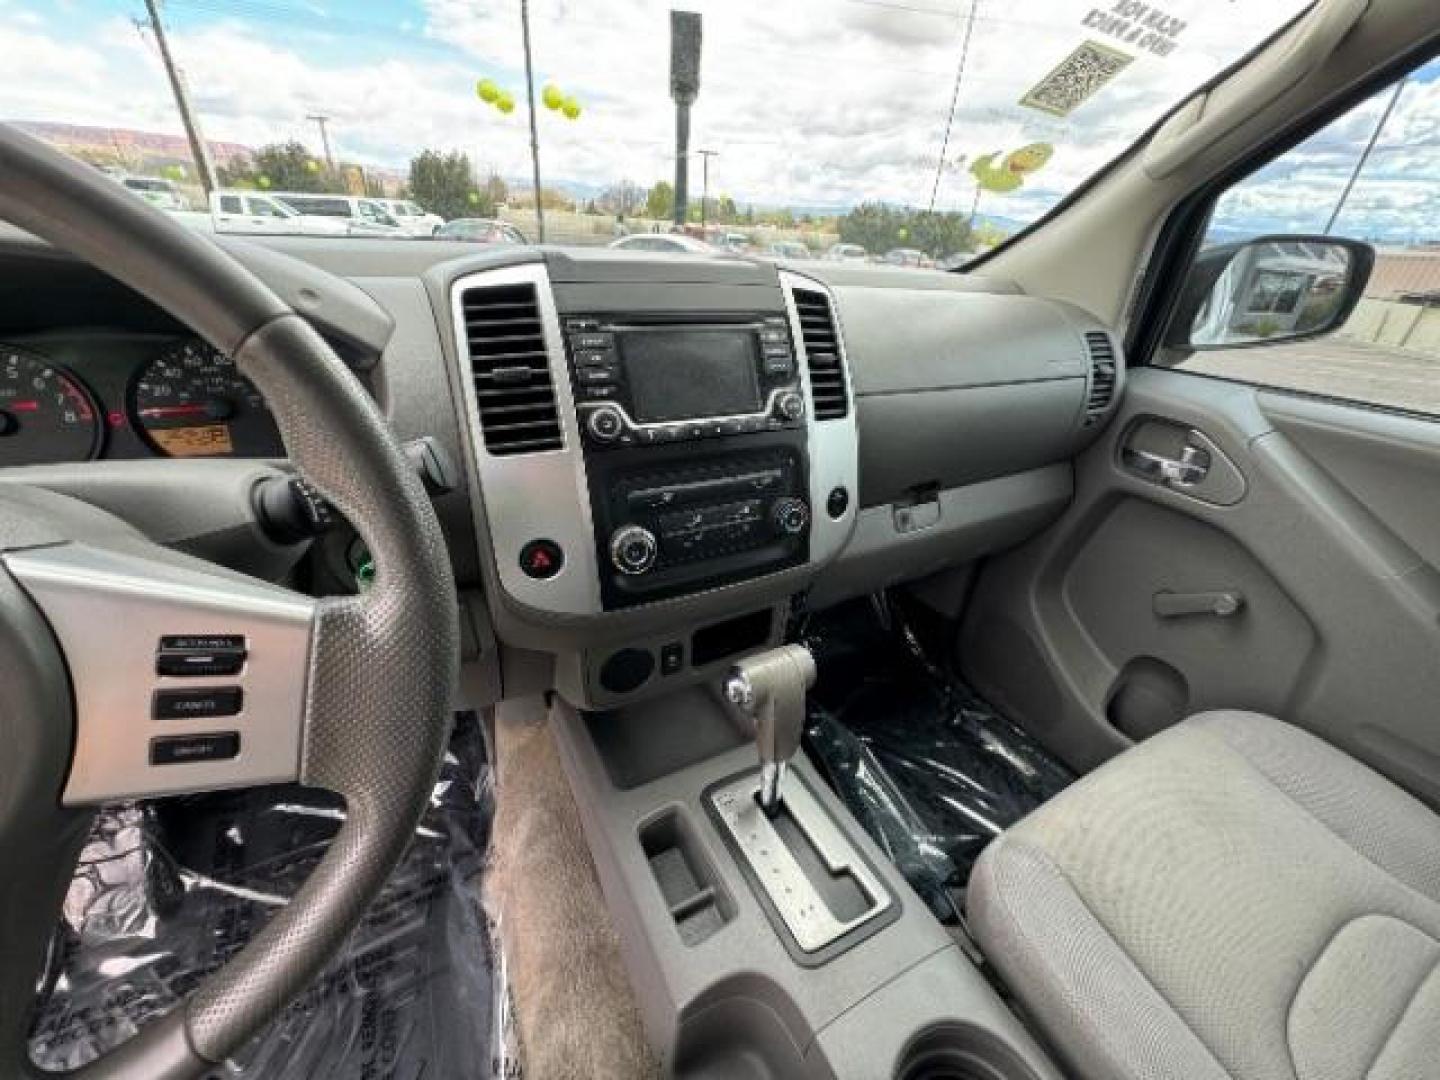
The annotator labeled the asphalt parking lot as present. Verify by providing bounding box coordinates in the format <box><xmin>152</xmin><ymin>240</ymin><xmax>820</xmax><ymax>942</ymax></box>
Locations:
<box><xmin>1176</xmin><ymin>338</ymin><xmax>1440</xmax><ymax>416</ymax></box>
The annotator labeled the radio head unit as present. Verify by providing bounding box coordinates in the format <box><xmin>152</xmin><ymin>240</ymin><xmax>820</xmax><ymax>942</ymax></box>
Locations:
<box><xmin>565</xmin><ymin>314</ymin><xmax>804</xmax><ymax>447</ymax></box>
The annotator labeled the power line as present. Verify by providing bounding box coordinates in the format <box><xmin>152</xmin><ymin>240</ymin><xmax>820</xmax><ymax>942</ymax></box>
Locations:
<box><xmin>139</xmin><ymin>0</ymin><xmax>218</xmax><ymax>192</ymax></box>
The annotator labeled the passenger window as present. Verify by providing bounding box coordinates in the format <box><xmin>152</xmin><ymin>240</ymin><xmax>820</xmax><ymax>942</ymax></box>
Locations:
<box><xmin>217</xmin><ymin>195</ymin><xmax>242</xmax><ymax>214</ymax></box>
<box><xmin>1160</xmin><ymin>55</ymin><xmax>1440</xmax><ymax>417</ymax></box>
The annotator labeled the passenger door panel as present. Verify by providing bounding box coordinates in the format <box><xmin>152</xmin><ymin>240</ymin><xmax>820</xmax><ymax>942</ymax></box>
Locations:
<box><xmin>963</xmin><ymin>367</ymin><xmax>1440</xmax><ymax>805</ymax></box>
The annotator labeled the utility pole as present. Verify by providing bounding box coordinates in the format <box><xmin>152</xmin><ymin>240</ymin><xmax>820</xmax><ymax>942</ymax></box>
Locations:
<box><xmin>142</xmin><ymin>0</ymin><xmax>217</xmax><ymax>194</ymax></box>
<box><xmin>520</xmin><ymin>0</ymin><xmax>546</xmax><ymax>242</ymax></box>
<box><xmin>670</xmin><ymin>11</ymin><xmax>702</xmax><ymax>229</ymax></box>
<box><xmin>697</xmin><ymin>148</ymin><xmax>718</xmax><ymax>229</ymax></box>
<box><xmin>306</xmin><ymin>114</ymin><xmax>335</xmax><ymax>169</ymax></box>
<box><xmin>1325</xmin><ymin>77</ymin><xmax>1407</xmax><ymax>235</ymax></box>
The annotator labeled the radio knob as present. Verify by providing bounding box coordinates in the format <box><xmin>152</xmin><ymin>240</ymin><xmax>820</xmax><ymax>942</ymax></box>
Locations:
<box><xmin>610</xmin><ymin>525</ymin><xmax>658</xmax><ymax>575</ymax></box>
<box><xmin>771</xmin><ymin>497</ymin><xmax>810</xmax><ymax>537</ymax></box>
<box><xmin>587</xmin><ymin>405</ymin><xmax>625</xmax><ymax>443</ymax></box>
<box><xmin>776</xmin><ymin>391</ymin><xmax>805</xmax><ymax>421</ymax></box>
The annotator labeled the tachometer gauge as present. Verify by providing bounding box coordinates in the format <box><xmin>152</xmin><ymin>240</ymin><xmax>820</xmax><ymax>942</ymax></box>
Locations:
<box><xmin>132</xmin><ymin>339</ymin><xmax>283</xmax><ymax>458</ymax></box>
<box><xmin>0</xmin><ymin>346</ymin><xmax>101</xmax><ymax>466</ymax></box>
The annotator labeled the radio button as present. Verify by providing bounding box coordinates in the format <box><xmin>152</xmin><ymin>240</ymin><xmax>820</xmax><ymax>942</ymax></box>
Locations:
<box><xmin>760</xmin><ymin>328</ymin><xmax>788</xmax><ymax>345</ymax></box>
<box><xmin>579</xmin><ymin>385</ymin><xmax>617</xmax><ymax>400</ymax></box>
<box><xmin>576</xmin><ymin>365</ymin><xmax>618</xmax><ymax>385</ymax></box>
<box><xmin>764</xmin><ymin>356</ymin><xmax>794</xmax><ymax>377</ymax></box>
<box><xmin>564</xmin><ymin>318</ymin><xmax>600</xmax><ymax>332</ymax></box>
<box><xmin>776</xmin><ymin>391</ymin><xmax>805</xmax><ymax>421</ymax></box>
<box><xmin>571</xmin><ymin>332</ymin><xmax>614</xmax><ymax>351</ymax></box>
<box><xmin>587</xmin><ymin>406</ymin><xmax>625</xmax><ymax>443</ymax></box>
<box><xmin>573</xmin><ymin>350</ymin><xmax>616</xmax><ymax>368</ymax></box>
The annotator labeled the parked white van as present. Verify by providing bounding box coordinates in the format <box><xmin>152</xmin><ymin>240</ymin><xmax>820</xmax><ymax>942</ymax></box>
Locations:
<box><xmin>119</xmin><ymin>175</ymin><xmax>187</xmax><ymax>211</ymax></box>
<box><xmin>207</xmin><ymin>190</ymin><xmax>350</xmax><ymax>235</ymax></box>
<box><xmin>377</xmin><ymin>199</ymin><xmax>444</xmax><ymax>237</ymax></box>
<box><xmin>269</xmin><ymin>193</ymin><xmax>411</xmax><ymax>237</ymax></box>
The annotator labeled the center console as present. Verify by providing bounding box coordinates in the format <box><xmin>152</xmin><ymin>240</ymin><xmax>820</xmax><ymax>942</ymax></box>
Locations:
<box><xmin>563</xmin><ymin>313</ymin><xmax>812</xmax><ymax>609</ymax></box>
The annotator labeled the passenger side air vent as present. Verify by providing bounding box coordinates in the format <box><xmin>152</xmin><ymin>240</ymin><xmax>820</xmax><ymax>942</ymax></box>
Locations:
<box><xmin>1083</xmin><ymin>330</ymin><xmax>1118</xmax><ymax>425</ymax></box>
<box><xmin>792</xmin><ymin>288</ymin><xmax>849</xmax><ymax>420</ymax></box>
<box><xmin>460</xmin><ymin>282</ymin><xmax>562</xmax><ymax>455</ymax></box>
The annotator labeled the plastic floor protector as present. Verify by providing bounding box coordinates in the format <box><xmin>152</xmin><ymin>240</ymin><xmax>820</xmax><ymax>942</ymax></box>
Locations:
<box><xmin>28</xmin><ymin>712</ymin><xmax>519</xmax><ymax>1079</ymax></box>
<box><xmin>798</xmin><ymin>597</ymin><xmax>1075</xmax><ymax>923</ymax></box>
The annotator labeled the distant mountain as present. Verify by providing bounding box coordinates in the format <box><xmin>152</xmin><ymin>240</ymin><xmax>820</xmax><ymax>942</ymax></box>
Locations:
<box><xmin>10</xmin><ymin>120</ymin><xmax>252</xmax><ymax>167</ymax></box>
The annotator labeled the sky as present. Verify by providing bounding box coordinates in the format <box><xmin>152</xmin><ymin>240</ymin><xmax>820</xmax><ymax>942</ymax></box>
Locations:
<box><xmin>3</xmin><ymin>0</ymin><xmax>1433</xmax><ymax>240</ymax></box>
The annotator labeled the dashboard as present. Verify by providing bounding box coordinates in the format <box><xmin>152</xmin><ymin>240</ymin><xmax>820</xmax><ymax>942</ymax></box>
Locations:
<box><xmin>0</xmin><ymin>332</ymin><xmax>283</xmax><ymax>465</ymax></box>
<box><xmin>0</xmin><ymin>230</ymin><xmax>1124</xmax><ymax>710</ymax></box>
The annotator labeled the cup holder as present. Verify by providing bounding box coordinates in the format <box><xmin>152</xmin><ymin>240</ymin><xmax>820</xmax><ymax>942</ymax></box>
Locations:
<box><xmin>895</xmin><ymin>1023</ymin><xmax>1043</xmax><ymax>1080</ymax></box>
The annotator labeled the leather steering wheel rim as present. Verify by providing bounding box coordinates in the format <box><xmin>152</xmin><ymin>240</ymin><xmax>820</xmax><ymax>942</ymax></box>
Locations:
<box><xmin>0</xmin><ymin>127</ymin><xmax>458</xmax><ymax>1077</ymax></box>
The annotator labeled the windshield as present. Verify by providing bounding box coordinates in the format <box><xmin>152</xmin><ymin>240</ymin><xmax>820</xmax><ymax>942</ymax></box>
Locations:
<box><xmin>12</xmin><ymin>0</ymin><xmax>1310</xmax><ymax>264</ymax></box>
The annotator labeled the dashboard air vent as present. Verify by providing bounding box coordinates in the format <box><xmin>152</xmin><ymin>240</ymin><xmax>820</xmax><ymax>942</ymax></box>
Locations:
<box><xmin>792</xmin><ymin>288</ymin><xmax>849</xmax><ymax>420</ymax></box>
<box><xmin>1083</xmin><ymin>330</ymin><xmax>1117</xmax><ymax>425</ymax></box>
<box><xmin>460</xmin><ymin>282</ymin><xmax>562</xmax><ymax>455</ymax></box>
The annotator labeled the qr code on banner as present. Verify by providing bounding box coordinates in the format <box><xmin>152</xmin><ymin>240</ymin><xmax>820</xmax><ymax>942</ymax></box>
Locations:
<box><xmin>1020</xmin><ymin>40</ymin><xmax>1134</xmax><ymax>118</ymax></box>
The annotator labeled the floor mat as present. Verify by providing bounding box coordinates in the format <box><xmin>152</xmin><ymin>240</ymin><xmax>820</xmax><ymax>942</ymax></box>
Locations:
<box><xmin>28</xmin><ymin>712</ymin><xmax>517</xmax><ymax>1079</ymax></box>
<box><xmin>799</xmin><ymin>597</ymin><xmax>1075</xmax><ymax>923</ymax></box>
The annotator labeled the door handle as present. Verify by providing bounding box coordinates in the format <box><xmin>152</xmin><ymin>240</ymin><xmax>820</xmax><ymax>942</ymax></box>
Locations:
<box><xmin>1153</xmin><ymin>590</ymin><xmax>1244</xmax><ymax>618</ymax></box>
<box><xmin>1123</xmin><ymin>444</ymin><xmax>1210</xmax><ymax>487</ymax></box>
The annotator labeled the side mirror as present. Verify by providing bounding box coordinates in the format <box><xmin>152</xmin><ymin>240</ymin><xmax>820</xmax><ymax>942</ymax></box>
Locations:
<box><xmin>1166</xmin><ymin>234</ymin><xmax>1374</xmax><ymax>351</ymax></box>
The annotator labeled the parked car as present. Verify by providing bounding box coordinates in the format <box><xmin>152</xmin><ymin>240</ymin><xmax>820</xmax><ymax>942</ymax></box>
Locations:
<box><xmin>883</xmin><ymin>247</ymin><xmax>933</xmax><ymax>268</ymax></box>
<box><xmin>767</xmin><ymin>241</ymin><xmax>811</xmax><ymax>260</ymax></box>
<box><xmin>270</xmin><ymin>193</ymin><xmax>410</xmax><ymax>237</ymax></box>
<box><xmin>608</xmin><ymin>233</ymin><xmax>718</xmax><ymax>254</ymax></box>
<box><xmin>377</xmin><ymin>199</ymin><xmax>445</xmax><ymax>237</ymax></box>
<box><xmin>824</xmin><ymin>242</ymin><xmax>868</xmax><ymax>262</ymax></box>
<box><xmin>205</xmin><ymin>190</ymin><xmax>350</xmax><ymax>236</ymax></box>
<box><xmin>118</xmin><ymin>175</ymin><xmax>187</xmax><ymax>211</ymax></box>
<box><xmin>436</xmin><ymin>218</ymin><xmax>529</xmax><ymax>244</ymax></box>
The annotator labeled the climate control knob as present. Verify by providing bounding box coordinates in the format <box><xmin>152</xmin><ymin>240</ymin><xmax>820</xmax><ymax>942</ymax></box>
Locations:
<box><xmin>771</xmin><ymin>497</ymin><xmax>810</xmax><ymax>537</ymax></box>
<box><xmin>609</xmin><ymin>524</ymin><xmax>658</xmax><ymax>575</ymax></box>
<box><xmin>587</xmin><ymin>405</ymin><xmax>625</xmax><ymax>443</ymax></box>
<box><xmin>776</xmin><ymin>391</ymin><xmax>805</xmax><ymax>421</ymax></box>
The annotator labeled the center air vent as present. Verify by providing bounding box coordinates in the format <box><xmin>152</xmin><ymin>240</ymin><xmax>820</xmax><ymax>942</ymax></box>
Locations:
<box><xmin>460</xmin><ymin>282</ymin><xmax>562</xmax><ymax>455</ymax></box>
<box><xmin>1083</xmin><ymin>330</ymin><xmax>1118</xmax><ymax>426</ymax></box>
<box><xmin>791</xmin><ymin>287</ymin><xmax>849</xmax><ymax>420</ymax></box>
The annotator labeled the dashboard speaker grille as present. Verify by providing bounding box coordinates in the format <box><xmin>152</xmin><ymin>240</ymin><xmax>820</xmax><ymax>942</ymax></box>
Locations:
<box><xmin>791</xmin><ymin>288</ymin><xmax>849</xmax><ymax>420</ymax></box>
<box><xmin>460</xmin><ymin>282</ymin><xmax>562</xmax><ymax>455</ymax></box>
<box><xmin>1083</xmin><ymin>330</ymin><xmax>1117</xmax><ymax>425</ymax></box>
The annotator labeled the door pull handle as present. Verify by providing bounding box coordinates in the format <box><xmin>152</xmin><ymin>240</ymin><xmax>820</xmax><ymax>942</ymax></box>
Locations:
<box><xmin>1153</xmin><ymin>590</ymin><xmax>1245</xmax><ymax>618</ymax></box>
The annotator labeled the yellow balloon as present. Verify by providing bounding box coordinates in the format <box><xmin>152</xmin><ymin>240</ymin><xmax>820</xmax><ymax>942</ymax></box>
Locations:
<box><xmin>305</xmin><ymin>159</ymin><xmax>321</xmax><ymax>173</ymax></box>
<box><xmin>467</xmin><ymin>190</ymin><xmax>481</xmax><ymax>205</ymax></box>
<box><xmin>476</xmin><ymin>78</ymin><xmax>499</xmax><ymax>103</ymax></box>
<box><xmin>561</xmin><ymin>96</ymin><xmax>581</xmax><ymax>120</ymax></box>
<box><xmin>496</xmin><ymin>92</ymin><xmax>515</xmax><ymax>114</ymax></box>
<box><xmin>257</xmin><ymin>175</ymin><xmax>271</xmax><ymax>189</ymax></box>
<box><xmin>542</xmin><ymin>84</ymin><xmax>564</xmax><ymax>111</ymax></box>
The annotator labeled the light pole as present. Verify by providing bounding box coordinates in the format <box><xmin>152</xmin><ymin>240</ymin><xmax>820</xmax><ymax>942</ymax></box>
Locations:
<box><xmin>697</xmin><ymin>148</ymin><xmax>718</xmax><ymax>229</ymax></box>
<box><xmin>141</xmin><ymin>0</ymin><xmax>217</xmax><ymax>194</ymax></box>
<box><xmin>520</xmin><ymin>0</ymin><xmax>546</xmax><ymax>242</ymax></box>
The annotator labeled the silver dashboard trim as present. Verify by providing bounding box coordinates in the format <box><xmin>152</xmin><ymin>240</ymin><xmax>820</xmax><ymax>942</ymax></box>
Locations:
<box><xmin>781</xmin><ymin>271</ymin><xmax>860</xmax><ymax>566</ymax></box>
<box><xmin>4</xmin><ymin>543</ymin><xmax>314</xmax><ymax>805</ymax></box>
<box><xmin>450</xmin><ymin>263</ymin><xmax>603</xmax><ymax>616</ymax></box>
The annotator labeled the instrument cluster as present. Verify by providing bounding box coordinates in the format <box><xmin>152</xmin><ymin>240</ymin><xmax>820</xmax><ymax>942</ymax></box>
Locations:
<box><xmin>0</xmin><ymin>334</ymin><xmax>284</xmax><ymax>466</ymax></box>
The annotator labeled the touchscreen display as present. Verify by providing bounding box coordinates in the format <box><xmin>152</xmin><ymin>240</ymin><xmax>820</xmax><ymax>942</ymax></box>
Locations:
<box><xmin>622</xmin><ymin>329</ymin><xmax>762</xmax><ymax>422</ymax></box>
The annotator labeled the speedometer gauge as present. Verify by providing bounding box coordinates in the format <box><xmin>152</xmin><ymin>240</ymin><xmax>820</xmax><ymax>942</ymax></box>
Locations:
<box><xmin>132</xmin><ymin>339</ymin><xmax>283</xmax><ymax>458</ymax></box>
<box><xmin>0</xmin><ymin>346</ymin><xmax>101</xmax><ymax>466</ymax></box>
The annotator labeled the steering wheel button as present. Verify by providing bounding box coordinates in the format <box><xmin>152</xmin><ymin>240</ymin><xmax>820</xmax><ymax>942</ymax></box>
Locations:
<box><xmin>150</xmin><ymin>731</ymin><xmax>241</xmax><ymax>765</ymax></box>
<box><xmin>159</xmin><ymin>634</ymin><xmax>245</xmax><ymax>652</ymax></box>
<box><xmin>153</xmin><ymin>686</ymin><xmax>243</xmax><ymax>720</ymax></box>
<box><xmin>156</xmin><ymin>648</ymin><xmax>246</xmax><ymax>677</ymax></box>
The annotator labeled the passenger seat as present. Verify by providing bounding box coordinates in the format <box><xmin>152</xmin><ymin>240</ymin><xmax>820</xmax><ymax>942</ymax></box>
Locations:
<box><xmin>969</xmin><ymin>711</ymin><xmax>1440</xmax><ymax>1080</ymax></box>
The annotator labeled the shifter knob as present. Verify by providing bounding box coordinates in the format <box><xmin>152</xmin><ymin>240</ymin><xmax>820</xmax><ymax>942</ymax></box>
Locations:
<box><xmin>724</xmin><ymin>644</ymin><xmax>817</xmax><ymax>815</ymax></box>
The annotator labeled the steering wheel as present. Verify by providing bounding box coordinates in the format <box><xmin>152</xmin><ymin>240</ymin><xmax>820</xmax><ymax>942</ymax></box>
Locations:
<box><xmin>0</xmin><ymin>128</ymin><xmax>458</xmax><ymax>1076</ymax></box>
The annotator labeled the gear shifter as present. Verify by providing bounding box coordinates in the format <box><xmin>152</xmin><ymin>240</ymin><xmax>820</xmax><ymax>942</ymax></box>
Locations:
<box><xmin>724</xmin><ymin>645</ymin><xmax>817</xmax><ymax>815</ymax></box>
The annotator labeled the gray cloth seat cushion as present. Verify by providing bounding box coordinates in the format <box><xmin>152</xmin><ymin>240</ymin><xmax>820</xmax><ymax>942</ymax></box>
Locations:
<box><xmin>968</xmin><ymin>710</ymin><xmax>1440</xmax><ymax>1080</ymax></box>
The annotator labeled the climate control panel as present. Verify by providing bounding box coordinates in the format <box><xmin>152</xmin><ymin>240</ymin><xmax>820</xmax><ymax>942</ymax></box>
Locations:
<box><xmin>587</xmin><ymin>445</ymin><xmax>810</xmax><ymax>609</ymax></box>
